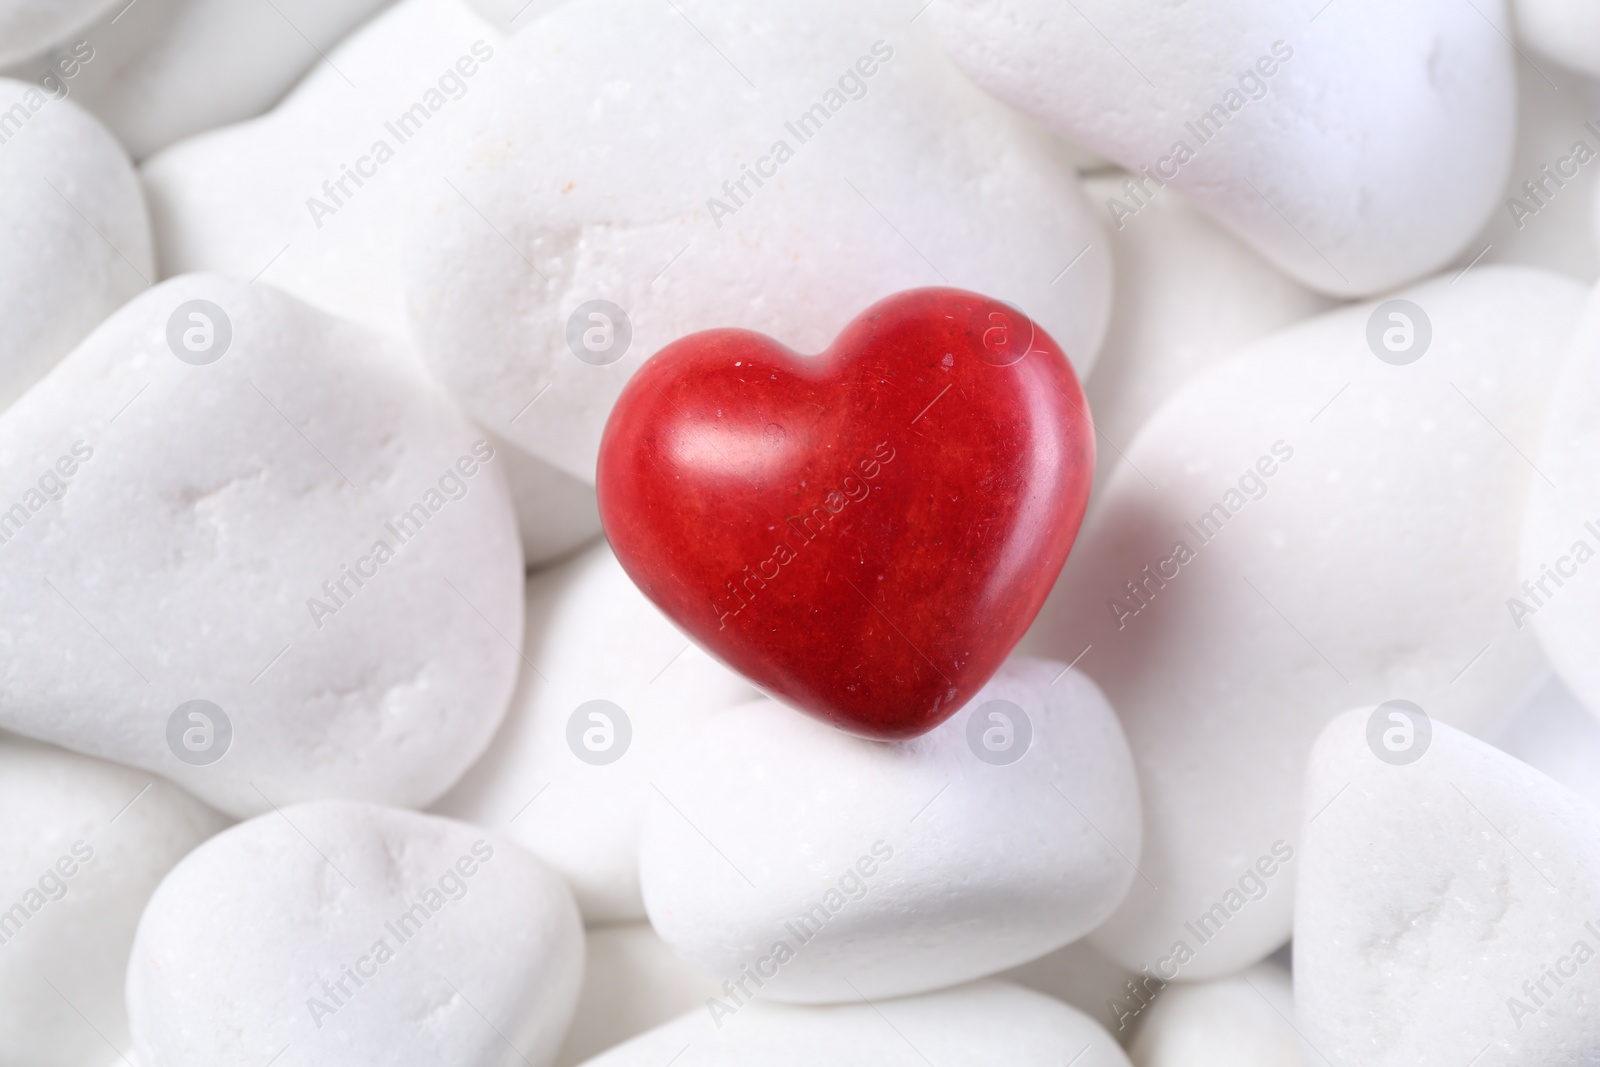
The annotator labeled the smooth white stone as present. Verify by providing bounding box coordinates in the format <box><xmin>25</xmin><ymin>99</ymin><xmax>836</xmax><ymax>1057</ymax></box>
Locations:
<box><xmin>639</xmin><ymin>658</ymin><xmax>1140</xmax><ymax>1002</ymax></box>
<box><xmin>930</xmin><ymin>0</ymin><xmax>1516</xmax><ymax>296</ymax></box>
<box><xmin>127</xmin><ymin>800</ymin><xmax>584</xmax><ymax>1067</ymax></box>
<box><xmin>1296</xmin><ymin>708</ymin><xmax>1600</xmax><ymax>1065</ymax></box>
<box><xmin>1029</xmin><ymin>266</ymin><xmax>1586</xmax><ymax>980</ymax></box>
<box><xmin>1514</xmin><ymin>0</ymin><xmax>1600</xmax><ymax>79</ymax></box>
<box><xmin>0</xmin><ymin>737</ymin><xmax>226</xmax><ymax>1067</ymax></box>
<box><xmin>1129</xmin><ymin>963</ymin><xmax>1303</xmax><ymax>1066</ymax></box>
<box><xmin>574</xmin><ymin>980</ymin><xmax>1132</xmax><ymax>1067</ymax></box>
<box><xmin>999</xmin><ymin>937</ymin><xmax>1140</xmax><ymax>1045</ymax></box>
<box><xmin>434</xmin><ymin>541</ymin><xmax>758</xmax><ymax>923</ymax></box>
<box><xmin>0</xmin><ymin>77</ymin><xmax>152</xmax><ymax>413</ymax></box>
<box><xmin>0</xmin><ymin>0</ymin><xmax>120</xmax><ymax>66</ymax></box>
<box><xmin>0</xmin><ymin>273</ymin><xmax>523</xmax><ymax>817</ymax></box>
<box><xmin>405</xmin><ymin>0</ymin><xmax>1111</xmax><ymax>485</ymax></box>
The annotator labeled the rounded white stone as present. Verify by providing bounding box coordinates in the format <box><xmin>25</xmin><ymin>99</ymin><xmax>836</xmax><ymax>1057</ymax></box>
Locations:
<box><xmin>127</xmin><ymin>800</ymin><xmax>584</xmax><ymax>1067</ymax></box>
<box><xmin>0</xmin><ymin>272</ymin><xmax>523</xmax><ymax>817</ymax></box>
<box><xmin>1521</xmin><ymin>281</ymin><xmax>1600</xmax><ymax>726</ymax></box>
<box><xmin>1514</xmin><ymin>0</ymin><xmax>1600</xmax><ymax>79</ymax></box>
<box><xmin>434</xmin><ymin>541</ymin><xmax>758</xmax><ymax>922</ymax></box>
<box><xmin>573</xmin><ymin>980</ymin><xmax>1132</xmax><ymax>1067</ymax></box>
<box><xmin>1129</xmin><ymin>963</ymin><xmax>1303</xmax><ymax>1067</ymax></box>
<box><xmin>0</xmin><ymin>736</ymin><xmax>226</xmax><ymax>1067</ymax></box>
<box><xmin>929</xmin><ymin>0</ymin><xmax>1516</xmax><ymax>296</ymax></box>
<box><xmin>1079</xmin><ymin>173</ymin><xmax>1331</xmax><ymax>495</ymax></box>
<box><xmin>7</xmin><ymin>0</ymin><xmax>392</xmax><ymax>160</ymax></box>
<box><xmin>0</xmin><ymin>77</ymin><xmax>152</xmax><ymax>413</ymax></box>
<box><xmin>405</xmin><ymin>0</ymin><xmax>1111</xmax><ymax>484</ymax></box>
<box><xmin>1030</xmin><ymin>266</ymin><xmax>1587</xmax><ymax>980</ymax></box>
<box><xmin>639</xmin><ymin>657</ymin><xmax>1140</xmax><ymax>1002</ymax></box>
<box><xmin>1296</xmin><ymin>708</ymin><xmax>1600</xmax><ymax>1065</ymax></box>
<box><xmin>555</xmin><ymin>924</ymin><xmax>721</xmax><ymax>1067</ymax></box>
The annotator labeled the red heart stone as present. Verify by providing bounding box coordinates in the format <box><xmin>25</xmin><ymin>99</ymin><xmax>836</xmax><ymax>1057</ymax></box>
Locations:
<box><xmin>596</xmin><ymin>287</ymin><xmax>1094</xmax><ymax>739</ymax></box>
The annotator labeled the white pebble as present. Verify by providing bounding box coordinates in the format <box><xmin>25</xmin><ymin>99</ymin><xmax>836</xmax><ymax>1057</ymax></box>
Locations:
<box><xmin>128</xmin><ymin>800</ymin><xmax>583</xmax><ymax>1066</ymax></box>
<box><xmin>1032</xmin><ymin>266</ymin><xmax>1586</xmax><ymax>980</ymax></box>
<box><xmin>573</xmin><ymin>980</ymin><xmax>1132</xmax><ymax>1067</ymax></box>
<box><xmin>0</xmin><ymin>273</ymin><xmax>522</xmax><ymax>817</ymax></box>
<box><xmin>639</xmin><ymin>658</ymin><xmax>1140</xmax><ymax>1002</ymax></box>
<box><xmin>0</xmin><ymin>77</ymin><xmax>151</xmax><ymax>413</ymax></box>
<box><xmin>1513</xmin><ymin>0</ymin><xmax>1600</xmax><ymax>79</ymax></box>
<box><xmin>999</xmin><ymin>938</ymin><xmax>1139</xmax><ymax>1044</ymax></box>
<box><xmin>0</xmin><ymin>0</ymin><xmax>119</xmax><ymax>66</ymax></box>
<box><xmin>929</xmin><ymin>0</ymin><xmax>1515</xmax><ymax>296</ymax></box>
<box><xmin>1296</xmin><ymin>708</ymin><xmax>1600</xmax><ymax>1064</ymax></box>
<box><xmin>434</xmin><ymin>541</ymin><xmax>757</xmax><ymax>922</ymax></box>
<box><xmin>0</xmin><ymin>737</ymin><xmax>225</xmax><ymax>1067</ymax></box>
<box><xmin>405</xmin><ymin>0</ymin><xmax>1110</xmax><ymax>484</ymax></box>
<box><xmin>1129</xmin><ymin>963</ymin><xmax>1302</xmax><ymax>1066</ymax></box>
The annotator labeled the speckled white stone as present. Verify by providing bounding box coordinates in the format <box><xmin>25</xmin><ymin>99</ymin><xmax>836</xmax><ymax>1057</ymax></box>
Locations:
<box><xmin>0</xmin><ymin>737</ymin><xmax>226</xmax><ymax>1067</ymax></box>
<box><xmin>0</xmin><ymin>76</ymin><xmax>151</xmax><ymax>413</ymax></box>
<box><xmin>405</xmin><ymin>0</ymin><xmax>1111</xmax><ymax>484</ymax></box>
<box><xmin>0</xmin><ymin>273</ymin><xmax>523</xmax><ymax>817</ymax></box>
<box><xmin>434</xmin><ymin>541</ymin><xmax>758</xmax><ymax>923</ymax></box>
<box><xmin>1297</xmin><ymin>708</ymin><xmax>1600</xmax><ymax>1065</ymax></box>
<box><xmin>930</xmin><ymin>0</ymin><xmax>1515</xmax><ymax>296</ymax></box>
<box><xmin>127</xmin><ymin>800</ymin><xmax>584</xmax><ymax>1067</ymax></box>
<box><xmin>640</xmin><ymin>657</ymin><xmax>1140</xmax><ymax>1002</ymax></box>
<box><xmin>1031</xmin><ymin>266</ymin><xmax>1586</xmax><ymax>981</ymax></box>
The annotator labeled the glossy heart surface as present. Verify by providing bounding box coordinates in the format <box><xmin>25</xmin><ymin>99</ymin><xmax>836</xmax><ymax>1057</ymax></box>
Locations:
<box><xmin>596</xmin><ymin>288</ymin><xmax>1094</xmax><ymax>739</ymax></box>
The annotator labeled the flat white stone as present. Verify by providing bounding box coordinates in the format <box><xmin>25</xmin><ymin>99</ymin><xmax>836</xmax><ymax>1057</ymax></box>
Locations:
<box><xmin>0</xmin><ymin>273</ymin><xmax>523</xmax><ymax>818</ymax></box>
<box><xmin>0</xmin><ymin>736</ymin><xmax>226</xmax><ymax>1067</ymax></box>
<box><xmin>127</xmin><ymin>800</ymin><xmax>584</xmax><ymax>1066</ymax></box>
<box><xmin>0</xmin><ymin>76</ymin><xmax>151</xmax><ymax>413</ymax></box>
<box><xmin>1029</xmin><ymin>266</ymin><xmax>1587</xmax><ymax>981</ymax></box>
<box><xmin>573</xmin><ymin>980</ymin><xmax>1132</xmax><ymax>1067</ymax></box>
<box><xmin>1296</xmin><ymin>708</ymin><xmax>1600</xmax><ymax>1065</ymax></box>
<box><xmin>930</xmin><ymin>0</ymin><xmax>1516</xmax><ymax>296</ymax></box>
<box><xmin>434</xmin><ymin>541</ymin><xmax>758</xmax><ymax>923</ymax></box>
<box><xmin>639</xmin><ymin>657</ymin><xmax>1140</xmax><ymax>1002</ymax></box>
<box><xmin>405</xmin><ymin>0</ymin><xmax>1111</xmax><ymax>484</ymax></box>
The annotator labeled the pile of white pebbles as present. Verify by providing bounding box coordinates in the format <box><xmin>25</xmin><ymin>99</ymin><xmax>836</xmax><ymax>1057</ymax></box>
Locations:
<box><xmin>4</xmin><ymin>0</ymin><xmax>1600</xmax><ymax>1064</ymax></box>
